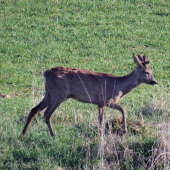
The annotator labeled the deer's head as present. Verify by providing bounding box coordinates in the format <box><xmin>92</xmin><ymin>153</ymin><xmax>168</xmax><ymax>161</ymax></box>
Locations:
<box><xmin>133</xmin><ymin>53</ymin><xmax>157</xmax><ymax>85</ymax></box>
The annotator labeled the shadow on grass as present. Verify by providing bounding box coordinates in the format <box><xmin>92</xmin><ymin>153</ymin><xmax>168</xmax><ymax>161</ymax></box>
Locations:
<box><xmin>2</xmin><ymin>134</ymin><xmax>161</xmax><ymax>170</ymax></box>
<box><xmin>2</xmin><ymin>124</ymin><xmax>99</xmax><ymax>169</ymax></box>
<box><xmin>2</xmin><ymin>102</ymin><xmax>165</xmax><ymax>169</ymax></box>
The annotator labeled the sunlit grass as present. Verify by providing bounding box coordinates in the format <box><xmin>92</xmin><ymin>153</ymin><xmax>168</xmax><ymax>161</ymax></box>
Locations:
<box><xmin>0</xmin><ymin>0</ymin><xmax>170</xmax><ymax>169</ymax></box>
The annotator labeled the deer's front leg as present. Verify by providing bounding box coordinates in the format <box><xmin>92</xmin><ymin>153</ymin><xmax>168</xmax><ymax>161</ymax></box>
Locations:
<box><xmin>107</xmin><ymin>91</ymin><xmax>127</xmax><ymax>135</ymax></box>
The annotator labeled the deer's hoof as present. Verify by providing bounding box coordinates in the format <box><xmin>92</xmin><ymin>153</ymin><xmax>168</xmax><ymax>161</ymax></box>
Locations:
<box><xmin>120</xmin><ymin>129</ymin><xmax>128</xmax><ymax>137</ymax></box>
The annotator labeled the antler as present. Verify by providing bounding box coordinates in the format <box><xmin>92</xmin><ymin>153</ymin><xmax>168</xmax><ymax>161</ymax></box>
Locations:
<box><xmin>143</xmin><ymin>55</ymin><xmax>150</xmax><ymax>65</ymax></box>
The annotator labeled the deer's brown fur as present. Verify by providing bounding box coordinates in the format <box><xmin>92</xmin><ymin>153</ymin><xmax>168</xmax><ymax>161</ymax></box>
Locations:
<box><xmin>22</xmin><ymin>53</ymin><xmax>157</xmax><ymax>137</ymax></box>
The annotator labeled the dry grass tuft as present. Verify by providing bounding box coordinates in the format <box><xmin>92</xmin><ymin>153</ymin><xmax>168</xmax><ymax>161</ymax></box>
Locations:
<box><xmin>95</xmin><ymin>83</ymin><xmax>170</xmax><ymax>169</ymax></box>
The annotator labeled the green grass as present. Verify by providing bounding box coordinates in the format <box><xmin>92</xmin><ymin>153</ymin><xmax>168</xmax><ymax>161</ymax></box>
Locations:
<box><xmin>0</xmin><ymin>0</ymin><xmax>170</xmax><ymax>169</ymax></box>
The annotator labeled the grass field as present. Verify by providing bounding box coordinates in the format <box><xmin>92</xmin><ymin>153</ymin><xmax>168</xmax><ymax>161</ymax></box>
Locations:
<box><xmin>0</xmin><ymin>0</ymin><xmax>170</xmax><ymax>169</ymax></box>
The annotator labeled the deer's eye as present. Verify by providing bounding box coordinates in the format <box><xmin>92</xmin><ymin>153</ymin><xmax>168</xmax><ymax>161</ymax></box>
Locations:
<box><xmin>145</xmin><ymin>72</ymin><xmax>149</xmax><ymax>75</ymax></box>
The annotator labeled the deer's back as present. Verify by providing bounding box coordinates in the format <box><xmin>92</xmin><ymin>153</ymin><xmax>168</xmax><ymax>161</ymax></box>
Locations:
<box><xmin>43</xmin><ymin>66</ymin><xmax>117</xmax><ymax>104</ymax></box>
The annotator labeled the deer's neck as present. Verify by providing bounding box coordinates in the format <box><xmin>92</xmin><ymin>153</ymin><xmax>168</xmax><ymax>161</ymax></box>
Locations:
<box><xmin>116</xmin><ymin>70</ymin><xmax>141</xmax><ymax>96</ymax></box>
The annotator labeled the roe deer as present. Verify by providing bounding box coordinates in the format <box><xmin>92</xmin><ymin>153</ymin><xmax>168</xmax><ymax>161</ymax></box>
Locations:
<box><xmin>22</xmin><ymin>53</ymin><xmax>157</xmax><ymax>137</ymax></box>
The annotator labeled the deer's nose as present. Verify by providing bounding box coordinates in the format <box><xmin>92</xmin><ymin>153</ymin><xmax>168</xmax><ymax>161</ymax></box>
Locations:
<box><xmin>150</xmin><ymin>80</ymin><xmax>157</xmax><ymax>85</ymax></box>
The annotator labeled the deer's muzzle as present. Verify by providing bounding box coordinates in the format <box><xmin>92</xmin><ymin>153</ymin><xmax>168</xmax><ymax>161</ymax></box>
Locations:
<box><xmin>150</xmin><ymin>80</ymin><xmax>157</xmax><ymax>85</ymax></box>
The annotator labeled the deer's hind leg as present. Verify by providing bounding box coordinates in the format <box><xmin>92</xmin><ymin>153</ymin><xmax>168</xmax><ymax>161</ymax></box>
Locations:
<box><xmin>22</xmin><ymin>89</ymin><xmax>51</xmax><ymax>136</ymax></box>
<box><xmin>44</xmin><ymin>93</ymin><xmax>67</xmax><ymax>137</ymax></box>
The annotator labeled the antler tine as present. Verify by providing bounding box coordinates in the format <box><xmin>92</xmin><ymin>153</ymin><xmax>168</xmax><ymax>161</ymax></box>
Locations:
<box><xmin>144</xmin><ymin>55</ymin><xmax>149</xmax><ymax>62</ymax></box>
<box><xmin>143</xmin><ymin>55</ymin><xmax>150</xmax><ymax>65</ymax></box>
<box><xmin>143</xmin><ymin>55</ymin><xmax>146</xmax><ymax>63</ymax></box>
<box><xmin>145</xmin><ymin>55</ymin><xmax>149</xmax><ymax>61</ymax></box>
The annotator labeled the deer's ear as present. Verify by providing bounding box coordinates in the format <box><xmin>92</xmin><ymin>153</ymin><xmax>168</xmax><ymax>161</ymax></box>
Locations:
<box><xmin>133</xmin><ymin>53</ymin><xmax>144</xmax><ymax>68</ymax></box>
<box><xmin>138</xmin><ymin>53</ymin><xmax>143</xmax><ymax>61</ymax></box>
